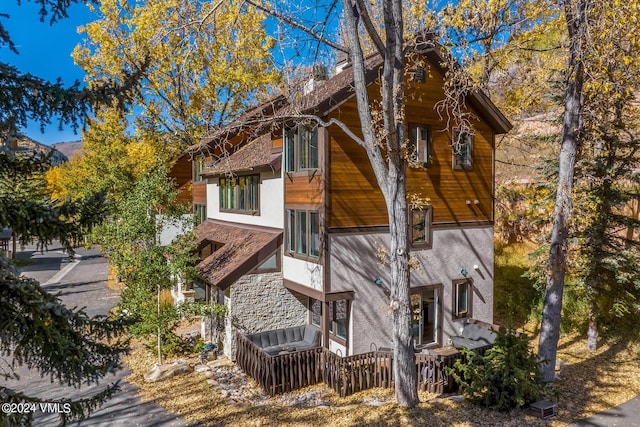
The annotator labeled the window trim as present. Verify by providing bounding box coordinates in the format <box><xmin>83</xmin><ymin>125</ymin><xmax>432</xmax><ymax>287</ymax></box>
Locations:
<box><xmin>328</xmin><ymin>299</ymin><xmax>349</xmax><ymax>343</ymax></box>
<box><xmin>452</xmin><ymin>278</ymin><xmax>473</xmax><ymax>320</ymax></box>
<box><xmin>408</xmin><ymin>123</ymin><xmax>432</xmax><ymax>167</ymax></box>
<box><xmin>410</xmin><ymin>204</ymin><xmax>432</xmax><ymax>248</ymax></box>
<box><xmin>194</xmin><ymin>203</ymin><xmax>207</xmax><ymax>225</ymax></box>
<box><xmin>309</xmin><ymin>297</ymin><xmax>322</xmax><ymax>328</ymax></box>
<box><xmin>219</xmin><ymin>174</ymin><xmax>260</xmax><ymax>214</ymax></box>
<box><xmin>284</xmin><ymin>124</ymin><xmax>319</xmax><ymax>173</ymax></box>
<box><xmin>452</xmin><ymin>128</ymin><xmax>474</xmax><ymax>170</ymax></box>
<box><xmin>193</xmin><ymin>157</ymin><xmax>205</xmax><ymax>182</ymax></box>
<box><xmin>286</xmin><ymin>208</ymin><xmax>320</xmax><ymax>260</ymax></box>
<box><xmin>411</xmin><ymin>284</ymin><xmax>443</xmax><ymax>348</ymax></box>
<box><xmin>249</xmin><ymin>250</ymin><xmax>281</xmax><ymax>274</ymax></box>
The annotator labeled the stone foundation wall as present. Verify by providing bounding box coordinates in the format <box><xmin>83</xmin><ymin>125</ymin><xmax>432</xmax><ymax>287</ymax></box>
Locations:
<box><xmin>223</xmin><ymin>272</ymin><xmax>308</xmax><ymax>359</ymax></box>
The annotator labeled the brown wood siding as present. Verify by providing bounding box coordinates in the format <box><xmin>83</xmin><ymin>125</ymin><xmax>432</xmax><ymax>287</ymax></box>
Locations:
<box><xmin>284</xmin><ymin>174</ymin><xmax>323</xmax><ymax>205</ymax></box>
<box><xmin>169</xmin><ymin>155</ymin><xmax>193</xmax><ymax>205</ymax></box>
<box><xmin>284</xmin><ymin>128</ymin><xmax>326</xmax><ymax>206</ymax></box>
<box><xmin>328</xmin><ymin>64</ymin><xmax>495</xmax><ymax>228</ymax></box>
<box><xmin>193</xmin><ymin>181</ymin><xmax>207</xmax><ymax>205</ymax></box>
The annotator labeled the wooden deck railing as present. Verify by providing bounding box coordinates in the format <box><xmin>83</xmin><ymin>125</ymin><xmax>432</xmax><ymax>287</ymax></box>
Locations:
<box><xmin>236</xmin><ymin>332</ymin><xmax>491</xmax><ymax>397</ymax></box>
<box><xmin>235</xmin><ymin>332</ymin><xmax>325</xmax><ymax>395</ymax></box>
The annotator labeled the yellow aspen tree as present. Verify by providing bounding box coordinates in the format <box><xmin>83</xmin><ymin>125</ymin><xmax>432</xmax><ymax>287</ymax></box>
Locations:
<box><xmin>74</xmin><ymin>0</ymin><xmax>280</xmax><ymax>150</ymax></box>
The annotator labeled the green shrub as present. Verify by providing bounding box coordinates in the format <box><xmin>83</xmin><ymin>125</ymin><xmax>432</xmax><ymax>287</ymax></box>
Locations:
<box><xmin>448</xmin><ymin>327</ymin><xmax>545</xmax><ymax>411</ymax></box>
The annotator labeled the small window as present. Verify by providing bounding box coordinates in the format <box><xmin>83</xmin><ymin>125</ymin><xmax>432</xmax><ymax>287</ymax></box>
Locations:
<box><xmin>219</xmin><ymin>174</ymin><xmax>259</xmax><ymax>212</ymax></box>
<box><xmin>329</xmin><ymin>300</ymin><xmax>348</xmax><ymax>341</ymax></box>
<box><xmin>410</xmin><ymin>205</ymin><xmax>432</xmax><ymax>246</ymax></box>
<box><xmin>193</xmin><ymin>157</ymin><xmax>205</xmax><ymax>182</ymax></box>
<box><xmin>252</xmin><ymin>252</ymin><xmax>280</xmax><ymax>273</ymax></box>
<box><xmin>296</xmin><ymin>211</ymin><xmax>307</xmax><ymax>255</ymax></box>
<box><xmin>409</xmin><ymin>124</ymin><xmax>431</xmax><ymax>166</ymax></box>
<box><xmin>309</xmin><ymin>298</ymin><xmax>322</xmax><ymax>327</ymax></box>
<box><xmin>194</xmin><ymin>204</ymin><xmax>207</xmax><ymax>225</ymax></box>
<box><xmin>453</xmin><ymin>128</ymin><xmax>473</xmax><ymax>170</ymax></box>
<box><xmin>284</xmin><ymin>125</ymin><xmax>319</xmax><ymax>172</ymax></box>
<box><xmin>286</xmin><ymin>209</ymin><xmax>320</xmax><ymax>259</ymax></box>
<box><xmin>309</xmin><ymin>211</ymin><xmax>320</xmax><ymax>257</ymax></box>
<box><xmin>452</xmin><ymin>279</ymin><xmax>472</xmax><ymax>320</ymax></box>
<box><xmin>219</xmin><ymin>177</ymin><xmax>236</xmax><ymax>210</ymax></box>
<box><xmin>286</xmin><ymin>209</ymin><xmax>295</xmax><ymax>252</ymax></box>
<box><xmin>238</xmin><ymin>175</ymin><xmax>259</xmax><ymax>211</ymax></box>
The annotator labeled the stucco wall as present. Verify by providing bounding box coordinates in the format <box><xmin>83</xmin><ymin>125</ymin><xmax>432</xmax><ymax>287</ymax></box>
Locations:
<box><xmin>207</xmin><ymin>170</ymin><xmax>283</xmax><ymax>228</ymax></box>
<box><xmin>223</xmin><ymin>271</ymin><xmax>308</xmax><ymax>359</ymax></box>
<box><xmin>282</xmin><ymin>256</ymin><xmax>323</xmax><ymax>291</ymax></box>
<box><xmin>329</xmin><ymin>225</ymin><xmax>494</xmax><ymax>355</ymax></box>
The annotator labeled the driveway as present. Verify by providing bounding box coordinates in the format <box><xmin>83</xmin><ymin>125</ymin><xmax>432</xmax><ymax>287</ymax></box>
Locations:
<box><xmin>8</xmin><ymin>244</ymin><xmax>196</xmax><ymax>426</ymax></box>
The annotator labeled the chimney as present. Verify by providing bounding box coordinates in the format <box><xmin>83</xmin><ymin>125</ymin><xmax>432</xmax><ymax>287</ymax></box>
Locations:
<box><xmin>303</xmin><ymin>65</ymin><xmax>328</xmax><ymax>95</ymax></box>
<box><xmin>334</xmin><ymin>50</ymin><xmax>350</xmax><ymax>74</ymax></box>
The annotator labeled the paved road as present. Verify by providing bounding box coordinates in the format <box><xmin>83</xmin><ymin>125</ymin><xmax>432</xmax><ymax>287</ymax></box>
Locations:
<box><xmin>570</xmin><ymin>396</ymin><xmax>640</xmax><ymax>427</ymax></box>
<box><xmin>7</xmin><ymin>244</ymin><xmax>195</xmax><ymax>427</ymax></box>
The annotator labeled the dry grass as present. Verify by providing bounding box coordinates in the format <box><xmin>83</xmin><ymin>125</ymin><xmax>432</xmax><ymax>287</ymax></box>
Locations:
<box><xmin>123</xmin><ymin>330</ymin><xmax>640</xmax><ymax>426</ymax></box>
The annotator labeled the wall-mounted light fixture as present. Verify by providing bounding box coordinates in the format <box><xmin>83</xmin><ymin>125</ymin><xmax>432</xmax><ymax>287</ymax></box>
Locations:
<box><xmin>460</xmin><ymin>268</ymin><xmax>468</xmax><ymax>277</ymax></box>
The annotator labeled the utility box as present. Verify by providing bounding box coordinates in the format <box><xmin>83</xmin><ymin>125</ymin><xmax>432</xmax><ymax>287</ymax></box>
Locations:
<box><xmin>527</xmin><ymin>400</ymin><xmax>558</xmax><ymax>419</ymax></box>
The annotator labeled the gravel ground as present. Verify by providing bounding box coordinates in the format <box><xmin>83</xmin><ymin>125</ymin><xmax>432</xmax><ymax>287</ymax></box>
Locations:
<box><xmin>122</xmin><ymin>329</ymin><xmax>640</xmax><ymax>427</ymax></box>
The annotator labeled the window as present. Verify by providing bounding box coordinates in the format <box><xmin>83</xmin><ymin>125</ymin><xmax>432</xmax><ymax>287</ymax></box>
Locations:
<box><xmin>219</xmin><ymin>177</ymin><xmax>236</xmax><ymax>210</ymax></box>
<box><xmin>284</xmin><ymin>124</ymin><xmax>318</xmax><ymax>172</ymax></box>
<box><xmin>287</xmin><ymin>210</ymin><xmax>295</xmax><ymax>252</ymax></box>
<box><xmin>309</xmin><ymin>212</ymin><xmax>320</xmax><ymax>257</ymax></box>
<box><xmin>329</xmin><ymin>300</ymin><xmax>349</xmax><ymax>341</ymax></box>
<box><xmin>296</xmin><ymin>211</ymin><xmax>307</xmax><ymax>255</ymax></box>
<box><xmin>219</xmin><ymin>174</ymin><xmax>259</xmax><ymax>212</ymax></box>
<box><xmin>309</xmin><ymin>298</ymin><xmax>322</xmax><ymax>327</ymax></box>
<box><xmin>194</xmin><ymin>204</ymin><xmax>207</xmax><ymax>225</ymax></box>
<box><xmin>453</xmin><ymin>128</ymin><xmax>473</xmax><ymax>169</ymax></box>
<box><xmin>452</xmin><ymin>279</ymin><xmax>472</xmax><ymax>320</ymax></box>
<box><xmin>238</xmin><ymin>175</ymin><xmax>259</xmax><ymax>211</ymax></box>
<box><xmin>410</xmin><ymin>205</ymin><xmax>432</xmax><ymax>246</ymax></box>
<box><xmin>193</xmin><ymin>157</ymin><xmax>205</xmax><ymax>182</ymax></box>
<box><xmin>409</xmin><ymin>124</ymin><xmax>431</xmax><ymax>166</ymax></box>
<box><xmin>286</xmin><ymin>209</ymin><xmax>320</xmax><ymax>258</ymax></box>
<box><xmin>252</xmin><ymin>252</ymin><xmax>280</xmax><ymax>273</ymax></box>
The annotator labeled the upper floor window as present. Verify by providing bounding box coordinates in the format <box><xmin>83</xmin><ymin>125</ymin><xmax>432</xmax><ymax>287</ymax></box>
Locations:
<box><xmin>408</xmin><ymin>124</ymin><xmax>431</xmax><ymax>166</ymax></box>
<box><xmin>219</xmin><ymin>174</ymin><xmax>259</xmax><ymax>212</ymax></box>
<box><xmin>452</xmin><ymin>278</ymin><xmax>472</xmax><ymax>320</ymax></box>
<box><xmin>410</xmin><ymin>204</ymin><xmax>432</xmax><ymax>246</ymax></box>
<box><xmin>193</xmin><ymin>157</ymin><xmax>205</xmax><ymax>182</ymax></box>
<box><xmin>453</xmin><ymin>129</ymin><xmax>473</xmax><ymax>170</ymax></box>
<box><xmin>284</xmin><ymin>124</ymin><xmax>318</xmax><ymax>172</ymax></box>
<box><xmin>286</xmin><ymin>209</ymin><xmax>320</xmax><ymax>258</ymax></box>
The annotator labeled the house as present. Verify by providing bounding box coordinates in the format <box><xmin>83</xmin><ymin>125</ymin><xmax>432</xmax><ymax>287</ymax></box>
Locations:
<box><xmin>170</xmin><ymin>48</ymin><xmax>512</xmax><ymax>359</ymax></box>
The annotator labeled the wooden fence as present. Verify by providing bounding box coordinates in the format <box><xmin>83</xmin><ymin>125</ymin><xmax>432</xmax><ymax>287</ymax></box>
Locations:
<box><xmin>235</xmin><ymin>332</ymin><xmax>488</xmax><ymax>397</ymax></box>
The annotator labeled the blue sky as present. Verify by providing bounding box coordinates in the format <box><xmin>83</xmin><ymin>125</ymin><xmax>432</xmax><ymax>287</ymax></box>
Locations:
<box><xmin>2</xmin><ymin>1</ymin><xmax>342</xmax><ymax>147</ymax></box>
<box><xmin>3</xmin><ymin>1</ymin><xmax>96</xmax><ymax>145</ymax></box>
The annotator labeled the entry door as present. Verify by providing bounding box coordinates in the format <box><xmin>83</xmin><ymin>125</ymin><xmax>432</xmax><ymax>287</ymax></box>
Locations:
<box><xmin>411</xmin><ymin>288</ymin><xmax>440</xmax><ymax>346</ymax></box>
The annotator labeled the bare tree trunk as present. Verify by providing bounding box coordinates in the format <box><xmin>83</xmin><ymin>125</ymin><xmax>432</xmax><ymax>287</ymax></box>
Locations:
<box><xmin>537</xmin><ymin>0</ymin><xmax>587</xmax><ymax>382</ymax></box>
<box><xmin>387</xmin><ymin>168</ymin><xmax>417</xmax><ymax>406</ymax></box>
<box><xmin>340</xmin><ymin>0</ymin><xmax>418</xmax><ymax>406</ymax></box>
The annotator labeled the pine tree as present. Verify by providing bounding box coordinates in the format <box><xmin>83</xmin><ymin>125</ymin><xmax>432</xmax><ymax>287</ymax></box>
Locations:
<box><xmin>0</xmin><ymin>151</ymin><xmax>127</xmax><ymax>427</ymax></box>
